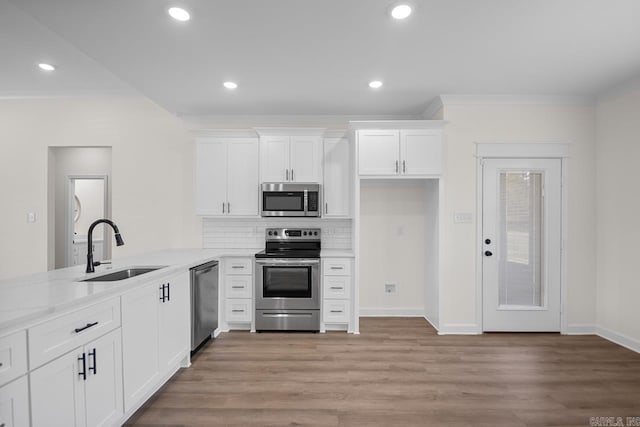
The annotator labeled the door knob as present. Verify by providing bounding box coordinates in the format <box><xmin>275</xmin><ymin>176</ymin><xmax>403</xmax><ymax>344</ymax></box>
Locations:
<box><xmin>484</xmin><ymin>238</ymin><xmax>491</xmax><ymax>244</ymax></box>
<box><xmin>484</xmin><ymin>251</ymin><xmax>493</xmax><ymax>256</ymax></box>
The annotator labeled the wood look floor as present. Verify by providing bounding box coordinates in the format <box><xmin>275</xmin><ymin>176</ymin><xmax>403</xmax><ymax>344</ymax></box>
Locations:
<box><xmin>125</xmin><ymin>318</ymin><xmax>640</xmax><ymax>427</ymax></box>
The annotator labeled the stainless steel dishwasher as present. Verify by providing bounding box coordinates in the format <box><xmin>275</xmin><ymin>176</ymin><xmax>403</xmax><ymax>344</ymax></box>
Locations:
<box><xmin>190</xmin><ymin>260</ymin><xmax>219</xmax><ymax>353</ymax></box>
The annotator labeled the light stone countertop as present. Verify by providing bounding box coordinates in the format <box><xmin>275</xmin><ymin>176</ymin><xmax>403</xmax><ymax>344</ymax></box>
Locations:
<box><xmin>0</xmin><ymin>248</ymin><xmax>255</xmax><ymax>336</ymax></box>
<box><xmin>0</xmin><ymin>247</ymin><xmax>354</xmax><ymax>336</ymax></box>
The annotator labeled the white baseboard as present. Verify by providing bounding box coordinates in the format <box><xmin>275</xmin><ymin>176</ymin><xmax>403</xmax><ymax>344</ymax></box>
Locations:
<box><xmin>359</xmin><ymin>308</ymin><xmax>424</xmax><ymax>317</ymax></box>
<box><xmin>423</xmin><ymin>314</ymin><xmax>440</xmax><ymax>332</ymax></box>
<box><xmin>596</xmin><ymin>326</ymin><xmax>640</xmax><ymax>354</ymax></box>
<box><xmin>565</xmin><ymin>324</ymin><xmax>596</xmax><ymax>335</ymax></box>
<box><xmin>438</xmin><ymin>323</ymin><xmax>481</xmax><ymax>335</ymax></box>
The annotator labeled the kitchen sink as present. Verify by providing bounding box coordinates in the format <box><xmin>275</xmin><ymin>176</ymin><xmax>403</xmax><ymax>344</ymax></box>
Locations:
<box><xmin>82</xmin><ymin>266</ymin><xmax>166</xmax><ymax>282</ymax></box>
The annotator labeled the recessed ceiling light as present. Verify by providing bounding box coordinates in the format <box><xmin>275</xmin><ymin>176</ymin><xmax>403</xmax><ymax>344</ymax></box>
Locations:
<box><xmin>390</xmin><ymin>4</ymin><xmax>412</xmax><ymax>19</ymax></box>
<box><xmin>369</xmin><ymin>80</ymin><xmax>383</xmax><ymax>89</ymax></box>
<box><xmin>38</xmin><ymin>63</ymin><xmax>56</xmax><ymax>71</ymax></box>
<box><xmin>168</xmin><ymin>7</ymin><xmax>190</xmax><ymax>21</ymax></box>
<box><xmin>223</xmin><ymin>81</ymin><xmax>238</xmax><ymax>89</ymax></box>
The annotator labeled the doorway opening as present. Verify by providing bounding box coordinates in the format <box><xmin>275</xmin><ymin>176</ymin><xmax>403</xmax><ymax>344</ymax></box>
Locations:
<box><xmin>47</xmin><ymin>147</ymin><xmax>112</xmax><ymax>270</ymax></box>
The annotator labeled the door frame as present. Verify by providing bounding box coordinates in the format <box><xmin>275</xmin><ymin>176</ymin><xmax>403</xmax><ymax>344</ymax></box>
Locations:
<box><xmin>475</xmin><ymin>143</ymin><xmax>569</xmax><ymax>334</ymax></box>
<box><xmin>66</xmin><ymin>175</ymin><xmax>109</xmax><ymax>267</ymax></box>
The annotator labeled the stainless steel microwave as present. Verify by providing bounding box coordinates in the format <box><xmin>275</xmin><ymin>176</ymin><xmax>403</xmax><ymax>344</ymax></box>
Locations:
<box><xmin>261</xmin><ymin>183</ymin><xmax>320</xmax><ymax>217</ymax></box>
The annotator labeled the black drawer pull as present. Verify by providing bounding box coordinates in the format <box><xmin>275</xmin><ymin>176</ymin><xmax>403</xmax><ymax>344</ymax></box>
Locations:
<box><xmin>231</xmin><ymin>309</ymin><xmax>244</xmax><ymax>313</ymax></box>
<box><xmin>78</xmin><ymin>353</ymin><xmax>87</xmax><ymax>381</ymax></box>
<box><xmin>330</xmin><ymin>310</ymin><xmax>343</xmax><ymax>313</ymax></box>
<box><xmin>88</xmin><ymin>348</ymin><xmax>97</xmax><ymax>375</ymax></box>
<box><xmin>74</xmin><ymin>321</ymin><xmax>99</xmax><ymax>333</ymax></box>
<box><xmin>330</xmin><ymin>286</ymin><xmax>343</xmax><ymax>290</ymax></box>
<box><xmin>231</xmin><ymin>285</ymin><xmax>245</xmax><ymax>289</ymax></box>
<box><xmin>166</xmin><ymin>283</ymin><xmax>170</xmax><ymax>301</ymax></box>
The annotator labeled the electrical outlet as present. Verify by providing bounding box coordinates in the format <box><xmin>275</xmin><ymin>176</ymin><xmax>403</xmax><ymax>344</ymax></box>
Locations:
<box><xmin>384</xmin><ymin>283</ymin><xmax>397</xmax><ymax>295</ymax></box>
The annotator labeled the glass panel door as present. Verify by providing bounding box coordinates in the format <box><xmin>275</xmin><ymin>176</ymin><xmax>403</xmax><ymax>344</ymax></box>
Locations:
<box><xmin>499</xmin><ymin>172</ymin><xmax>543</xmax><ymax>307</ymax></box>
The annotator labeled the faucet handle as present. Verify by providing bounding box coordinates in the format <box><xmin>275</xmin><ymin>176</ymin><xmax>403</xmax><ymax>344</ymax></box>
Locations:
<box><xmin>93</xmin><ymin>260</ymin><xmax>112</xmax><ymax>267</ymax></box>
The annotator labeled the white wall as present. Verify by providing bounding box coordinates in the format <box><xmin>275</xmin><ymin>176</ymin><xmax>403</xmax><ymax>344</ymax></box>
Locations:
<box><xmin>596</xmin><ymin>83</ymin><xmax>640</xmax><ymax>348</ymax></box>
<box><xmin>359</xmin><ymin>181</ymin><xmax>430</xmax><ymax>315</ymax></box>
<box><xmin>440</xmin><ymin>104</ymin><xmax>597</xmax><ymax>332</ymax></box>
<box><xmin>0</xmin><ymin>96</ymin><xmax>201</xmax><ymax>280</ymax></box>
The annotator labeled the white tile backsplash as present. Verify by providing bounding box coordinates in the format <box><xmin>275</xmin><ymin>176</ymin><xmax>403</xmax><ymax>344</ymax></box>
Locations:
<box><xmin>203</xmin><ymin>218</ymin><xmax>352</xmax><ymax>250</ymax></box>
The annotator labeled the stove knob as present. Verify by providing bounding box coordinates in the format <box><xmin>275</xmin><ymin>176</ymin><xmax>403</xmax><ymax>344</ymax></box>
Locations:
<box><xmin>268</xmin><ymin>231</ymin><xmax>272</xmax><ymax>236</ymax></box>
<box><xmin>274</xmin><ymin>231</ymin><xmax>278</xmax><ymax>236</ymax></box>
<box><xmin>303</xmin><ymin>231</ymin><xmax>307</xmax><ymax>236</ymax></box>
<box><xmin>314</xmin><ymin>231</ymin><xmax>318</xmax><ymax>236</ymax></box>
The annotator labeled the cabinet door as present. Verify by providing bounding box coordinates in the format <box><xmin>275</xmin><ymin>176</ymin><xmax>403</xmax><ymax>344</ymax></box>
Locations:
<box><xmin>121</xmin><ymin>282</ymin><xmax>160</xmax><ymax>412</ymax></box>
<box><xmin>323</xmin><ymin>138</ymin><xmax>350</xmax><ymax>217</ymax></box>
<box><xmin>227</xmin><ymin>139</ymin><xmax>259</xmax><ymax>216</ymax></box>
<box><xmin>357</xmin><ymin>130</ymin><xmax>400</xmax><ymax>176</ymax></box>
<box><xmin>400</xmin><ymin>129</ymin><xmax>442</xmax><ymax>176</ymax></box>
<box><xmin>290</xmin><ymin>136</ymin><xmax>321</xmax><ymax>182</ymax></box>
<box><xmin>195</xmin><ymin>139</ymin><xmax>228</xmax><ymax>215</ymax></box>
<box><xmin>84</xmin><ymin>329</ymin><xmax>123</xmax><ymax>427</ymax></box>
<box><xmin>30</xmin><ymin>348</ymin><xmax>85</xmax><ymax>427</ymax></box>
<box><xmin>260</xmin><ymin>136</ymin><xmax>290</xmax><ymax>182</ymax></box>
<box><xmin>159</xmin><ymin>272</ymin><xmax>190</xmax><ymax>373</ymax></box>
<box><xmin>0</xmin><ymin>376</ymin><xmax>30</xmax><ymax>427</ymax></box>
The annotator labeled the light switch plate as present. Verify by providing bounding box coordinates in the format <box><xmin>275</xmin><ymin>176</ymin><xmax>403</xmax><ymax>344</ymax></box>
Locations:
<box><xmin>454</xmin><ymin>211</ymin><xmax>473</xmax><ymax>224</ymax></box>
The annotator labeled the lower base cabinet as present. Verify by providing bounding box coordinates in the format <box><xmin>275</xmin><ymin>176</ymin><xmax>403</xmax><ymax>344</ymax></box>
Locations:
<box><xmin>30</xmin><ymin>328</ymin><xmax>123</xmax><ymax>427</ymax></box>
<box><xmin>0</xmin><ymin>376</ymin><xmax>29</xmax><ymax>427</ymax></box>
<box><xmin>121</xmin><ymin>271</ymin><xmax>189</xmax><ymax>412</ymax></box>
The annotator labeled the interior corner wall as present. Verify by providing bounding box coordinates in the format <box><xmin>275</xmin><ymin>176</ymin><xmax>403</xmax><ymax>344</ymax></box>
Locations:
<box><xmin>0</xmin><ymin>96</ymin><xmax>202</xmax><ymax>280</ymax></box>
<box><xmin>595</xmin><ymin>84</ymin><xmax>640</xmax><ymax>346</ymax></box>
<box><xmin>359</xmin><ymin>181</ymin><xmax>428</xmax><ymax>314</ymax></box>
<box><xmin>439</xmin><ymin>104</ymin><xmax>597</xmax><ymax>332</ymax></box>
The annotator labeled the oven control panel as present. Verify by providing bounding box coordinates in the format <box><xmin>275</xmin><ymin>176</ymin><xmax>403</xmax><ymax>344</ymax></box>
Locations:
<box><xmin>266</xmin><ymin>228</ymin><xmax>321</xmax><ymax>241</ymax></box>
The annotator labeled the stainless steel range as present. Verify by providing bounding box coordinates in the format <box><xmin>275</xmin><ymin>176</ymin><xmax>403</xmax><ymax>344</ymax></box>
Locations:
<box><xmin>255</xmin><ymin>228</ymin><xmax>321</xmax><ymax>331</ymax></box>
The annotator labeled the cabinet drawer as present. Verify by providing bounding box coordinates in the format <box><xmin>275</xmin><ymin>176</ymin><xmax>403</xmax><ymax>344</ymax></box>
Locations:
<box><xmin>29</xmin><ymin>298</ymin><xmax>121</xmax><ymax>369</ymax></box>
<box><xmin>225</xmin><ymin>275</ymin><xmax>253</xmax><ymax>298</ymax></box>
<box><xmin>0</xmin><ymin>375</ymin><xmax>30</xmax><ymax>427</ymax></box>
<box><xmin>323</xmin><ymin>300</ymin><xmax>350</xmax><ymax>324</ymax></box>
<box><xmin>224</xmin><ymin>258</ymin><xmax>252</xmax><ymax>275</ymax></box>
<box><xmin>323</xmin><ymin>259</ymin><xmax>352</xmax><ymax>276</ymax></box>
<box><xmin>323</xmin><ymin>276</ymin><xmax>351</xmax><ymax>299</ymax></box>
<box><xmin>0</xmin><ymin>331</ymin><xmax>27</xmax><ymax>387</ymax></box>
<box><xmin>225</xmin><ymin>299</ymin><xmax>252</xmax><ymax>322</ymax></box>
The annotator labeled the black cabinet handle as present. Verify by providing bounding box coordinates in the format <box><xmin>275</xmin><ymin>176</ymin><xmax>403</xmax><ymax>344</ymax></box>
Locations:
<box><xmin>166</xmin><ymin>282</ymin><xmax>170</xmax><ymax>302</ymax></box>
<box><xmin>484</xmin><ymin>251</ymin><xmax>493</xmax><ymax>256</ymax></box>
<box><xmin>159</xmin><ymin>284</ymin><xmax>166</xmax><ymax>302</ymax></box>
<box><xmin>88</xmin><ymin>348</ymin><xmax>97</xmax><ymax>375</ymax></box>
<box><xmin>78</xmin><ymin>353</ymin><xmax>87</xmax><ymax>381</ymax></box>
<box><xmin>74</xmin><ymin>321</ymin><xmax>99</xmax><ymax>333</ymax></box>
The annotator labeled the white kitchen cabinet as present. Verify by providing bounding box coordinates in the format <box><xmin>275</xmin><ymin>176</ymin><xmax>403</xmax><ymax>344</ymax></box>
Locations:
<box><xmin>323</xmin><ymin>138</ymin><xmax>350</xmax><ymax>217</ymax></box>
<box><xmin>222</xmin><ymin>257</ymin><xmax>253</xmax><ymax>330</ymax></box>
<box><xmin>195</xmin><ymin>138</ymin><xmax>259</xmax><ymax>216</ymax></box>
<box><xmin>322</xmin><ymin>257</ymin><xmax>353</xmax><ymax>331</ymax></box>
<box><xmin>260</xmin><ymin>136</ymin><xmax>321</xmax><ymax>183</ymax></box>
<box><xmin>0</xmin><ymin>331</ymin><xmax>27</xmax><ymax>388</ymax></box>
<box><xmin>30</xmin><ymin>328</ymin><xmax>123</xmax><ymax>427</ymax></box>
<box><xmin>121</xmin><ymin>271</ymin><xmax>190</xmax><ymax>412</ymax></box>
<box><xmin>0</xmin><ymin>376</ymin><xmax>29</xmax><ymax>427</ymax></box>
<box><xmin>158</xmin><ymin>272</ymin><xmax>190</xmax><ymax>372</ymax></box>
<box><xmin>357</xmin><ymin>129</ymin><xmax>442</xmax><ymax>176</ymax></box>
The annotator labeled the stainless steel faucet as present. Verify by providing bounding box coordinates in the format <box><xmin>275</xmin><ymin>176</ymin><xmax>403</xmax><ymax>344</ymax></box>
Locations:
<box><xmin>86</xmin><ymin>219</ymin><xmax>124</xmax><ymax>273</ymax></box>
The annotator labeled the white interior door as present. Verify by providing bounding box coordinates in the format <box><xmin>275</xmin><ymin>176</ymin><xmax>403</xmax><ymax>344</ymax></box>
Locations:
<box><xmin>482</xmin><ymin>158</ymin><xmax>561</xmax><ymax>332</ymax></box>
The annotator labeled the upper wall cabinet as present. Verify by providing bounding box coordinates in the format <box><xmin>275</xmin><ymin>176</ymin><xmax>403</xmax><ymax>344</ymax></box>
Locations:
<box><xmin>323</xmin><ymin>137</ymin><xmax>351</xmax><ymax>217</ymax></box>
<box><xmin>258</xmin><ymin>131</ymin><xmax>323</xmax><ymax>183</ymax></box>
<box><xmin>195</xmin><ymin>137</ymin><xmax>259</xmax><ymax>216</ymax></box>
<box><xmin>357</xmin><ymin>129</ymin><xmax>443</xmax><ymax>177</ymax></box>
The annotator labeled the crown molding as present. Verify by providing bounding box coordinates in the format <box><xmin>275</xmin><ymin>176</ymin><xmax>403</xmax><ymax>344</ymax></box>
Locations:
<box><xmin>349</xmin><ymin>120</ymin><xmax>447</xmax><ymax>130</ymax></box>
<box><xmin>254</xmin><ymin>127</ymin><xmax>327</xmax><ymax>137</ymax></box>
<box><xmin>190</xmin><ymin>129</ymin><xmax>258</xmax><ymax>138</ymax></box>
<box><xmin>423</xmin><ymin>96</ymin><xmax>444</xmax><ymax>119</ymax></box>
<box><xmin>435</xmin><ymin>94</ymin><xmax>595</xmax><ymax>107</ymax></box>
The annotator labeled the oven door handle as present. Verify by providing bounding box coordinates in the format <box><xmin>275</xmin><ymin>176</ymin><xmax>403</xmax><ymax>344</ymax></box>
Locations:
<box><xmin>255</xmin><ymin>259</ymin><xmax>320</xmax><ymax>265</ymax></box>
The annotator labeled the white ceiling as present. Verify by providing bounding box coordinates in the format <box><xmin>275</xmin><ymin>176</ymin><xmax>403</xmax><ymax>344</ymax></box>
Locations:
<box><xmin>4</xmin><ymin>0</ymin><xmax>640</xmax><ymax>116</ymax></box>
